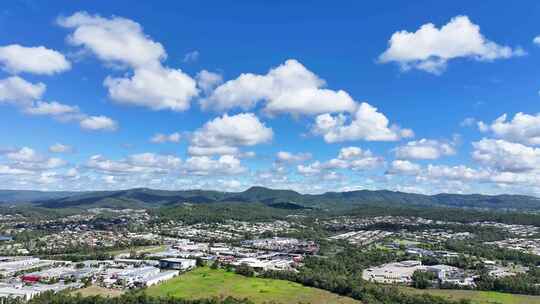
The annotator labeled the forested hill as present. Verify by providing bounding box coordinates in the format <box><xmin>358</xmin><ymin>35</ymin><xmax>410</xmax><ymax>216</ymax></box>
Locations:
<box><xmin>0</xmin><ymin>190</ymin><xmax>80</xmax><ymax>203</ymax></box>
<box><xmin>1</xmin><ymin>186</ymin><xmax>539</xmax><ymax>211</ymax></box>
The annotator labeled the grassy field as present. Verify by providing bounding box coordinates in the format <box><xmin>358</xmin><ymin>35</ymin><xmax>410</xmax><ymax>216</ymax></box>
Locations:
<box><xmin>402</xmin><ymin>287</ymin><xmax>540</xmax><ymax>304</ymax></box>
<box><xmin>145</xmin><ymin>267</ymin><xmax>359</xmax><ymax>304</ymax></box>
<box><xmin>73</xmin><ymin>285</ymin><xmax>124</xmax><ymax>297</ymax></box>
<box><xmin>108</xmin><ymin>245</ymin><xmax>167</xmax><ymax>256</ymax></box>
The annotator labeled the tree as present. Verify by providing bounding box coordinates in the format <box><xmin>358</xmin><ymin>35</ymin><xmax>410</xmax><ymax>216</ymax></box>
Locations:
<box><xmin>75</xmin><ymin>263</ymin><xmax>85</xmax><ymax>269</ymax></box>
<box><xmin>235</xmin><ymin>263</ymin><xmax>255</xmax><ymax>277</ymax></box>
<box><xmin>412</xmin><ymin>270</ymin><xmax>436</xmax><ymax>289</ymax></box>
<box><xmin>211</xmin><ymin>260</ymin><xmax>220</xmax><ymax>269</ymax></box>
<box><xmin>195</xmin><ymin>257</ymin><xmax>205</xmax><ymax>267</ymax></box>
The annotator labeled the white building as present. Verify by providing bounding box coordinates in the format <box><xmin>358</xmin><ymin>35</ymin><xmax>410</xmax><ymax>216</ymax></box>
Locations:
<box><xmin>0</xmin><ymin>282</ymin><xmax>82</xmax><ymax>303</ymax></box>
<box><xmin>0</xmin><ymin>257</ymin><xmax>55</xmax><ymax>277</ymax></box>
<box><xmin>142</xmin><ymin>270</ymin><xmax>179</xmax><ymax>287</ymax></box>
<box><xmin>362</xmin><ymin>260</ymin><xmax>425</xmax><ymax>284</ymax></box>
<box><xmin>117</xmin><ymin>266</ymin><xmax>160</xmax><ymax>286</ymax></box>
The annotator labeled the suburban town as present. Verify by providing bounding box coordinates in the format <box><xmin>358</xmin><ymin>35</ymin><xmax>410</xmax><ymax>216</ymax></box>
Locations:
<box><xmin>1</xmin><ymin>207</ymin><xmax>540</xmax><ymax>303</ymax></box>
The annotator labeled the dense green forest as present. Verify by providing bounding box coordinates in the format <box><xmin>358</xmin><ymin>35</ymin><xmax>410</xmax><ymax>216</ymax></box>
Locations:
<box><xmin>3</xmin><ymin>186</ymin><xmax>540</xmax><ymax>211</ymax></box>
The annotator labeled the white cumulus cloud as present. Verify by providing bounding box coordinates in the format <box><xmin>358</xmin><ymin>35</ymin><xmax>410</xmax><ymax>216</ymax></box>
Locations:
<box><xmin>184</xmin><ymin>155</ymin><xmax>245</xmax><ymax>175</ymax></box>
<box><xmin>387</xmin><ymin>160</ymin><xmax>421</xmax><ymax>175</ymax></box>
<box><xmin>478</xmin><ymin>112</ymin><xmax>540</xmax><ymax>146</ymax></box>
<box><xmin>58</xmin><ymin>11</ymin><xmax>165</xmax><ymax>68</ymax></box>
<box><xmin>472</xmin><ymin>138</ymin><xmax>540</xmax><ymax>173</ymax></box>
<box><xmin>189</xmin><ymin>113</ymin><xmax>273</xmax><ymax>156</ymax></box>
<box><xmin>379</xmin><ymin>15</ymin><xmax>524</xmax><ymax>74</ymax></box>
<box><xmin>312</xmin><ymin>102</ymin><xmax>413</xmax><ymax>142</ymax></box>
<box><xmin>0</xmin><ymin>164</ymin><xmax>31</xmax><ymax>175</ymax></box>
<box><xmin>104</xmin><ymin>65</ymin><xmax>198</xmax><ymax>112</ymax></box>
<box><xmin>276</xmin><ymin>151</ymin><xmax>312</xmax><ymax>163</ymax></box>
<box><xmin>3</xmin><ymin>147</ymin><xmax>67</xmax><ymax>171</ymax></box>
<box><xmin>59</xmin><ymin>11</ymin><xmax>198</xmax><ymax>112</ymax></box>
<box><xmin>49</xmin><ymin>143</ymin><xmax>74</xmax><ymax>153</ymax></box>
<box><xmin>24</xmin><ymin>101</ymin><xmax>80</xmax><ymax>116</ymax></box>
<box><xmin>80</xmin><ymin>115</ymin><xmax>118</xmax><ymax>131</ymax></box>
<box><xmin>0</xmin><ymin>76</ymin><xmax>45</xmax><ymax>106</ymax></box>
<box><xmin>423</xmin><ymin>164</ymin><xmax>489</xmax><ymax>182</ymax></box>
<box><xmin>0</xmin><ymin>44</ymin><xmax>70</xmax><ymax>75</ymax></box>
<box><xmin>86</xmin><ymin>153</ymin><xmax>180</xmax><ymax>175</ymax></box>
<box><xmin>196</xmin><ymin>70</ymin><xmax>223</xmax><ymax>93</ymax></box>
<box><xmin>394</xmin><ymin>138</ymin><xmax>456</xmax><ymax>160</ymax></box>
<box><xmin>0</xmin><ymin>76</ymin><xmax>117</xmax><ymax>132</ymax></box>
<box><xmin>201</xmin><ymin>59</ymin><xmax>357</xmax><ymax>116</ymax></box>
<box><xmin>298</xmin><ymin>146</ymin><xmax>383</xmax><ymax>176</ymax></box>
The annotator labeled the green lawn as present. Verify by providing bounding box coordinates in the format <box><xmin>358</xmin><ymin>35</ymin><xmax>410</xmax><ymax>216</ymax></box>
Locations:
<box><xmin>108</xmin><ymin>245</ymin><xmax>167</xmax><ymax>256</ymax></box>
<box><xmin>402</xmin><ymin>287</ymin><xmax>540</xmax><ymax>304</ymax></box>
<box><xmin>392</xmin><ymin>239</ymin><xmax>421</xmax><ymax>246</ymax></box>
<box><xmin>144</xmin><ymin>267</ymin><xmax>359</xmax><ymax>304</ymax></box>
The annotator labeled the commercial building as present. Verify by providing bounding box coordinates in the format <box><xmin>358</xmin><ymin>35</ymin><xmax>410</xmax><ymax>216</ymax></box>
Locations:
<box><xmin>362</xmin><ymin>260</ymin><xmax>425</xmax><ymax>284</ymax></box>
<box><xmin>142</xmin><ymin>270</ymin><xmax>179</xmax><ymax>287</ymax></box>
<box><xmin>0</xmin><ymin>282</ymin><xmax>82</xmax><ymax>303</ymax></box>
<box><xmin>159</xmin><ymin>258</ymin><xmax>196</xmax><ymax>270</ymax></box>
<box><xmin>0</xmin><ymin>257</ymin><xmax>56</xmax><ymax>277</ymax></box>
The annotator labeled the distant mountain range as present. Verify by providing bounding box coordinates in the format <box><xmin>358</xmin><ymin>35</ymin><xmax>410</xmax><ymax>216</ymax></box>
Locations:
<box><xmin>1</xmin><ymin>187</ymin><xmax>539</xmax><ymax>211</ymax></box>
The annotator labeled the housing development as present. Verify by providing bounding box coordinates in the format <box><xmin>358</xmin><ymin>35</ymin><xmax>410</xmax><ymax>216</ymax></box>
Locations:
<box><xmin>1</xmin><ymin>203</ymin><xmax>540</xmax><ymax>303</ymax></box>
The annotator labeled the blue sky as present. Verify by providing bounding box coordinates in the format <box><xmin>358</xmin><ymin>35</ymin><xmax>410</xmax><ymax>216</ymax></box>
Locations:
<box><xmin>1</xmin><ymin>0</ymin><xmax>540</xmax><ymax>194</ymax></box>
